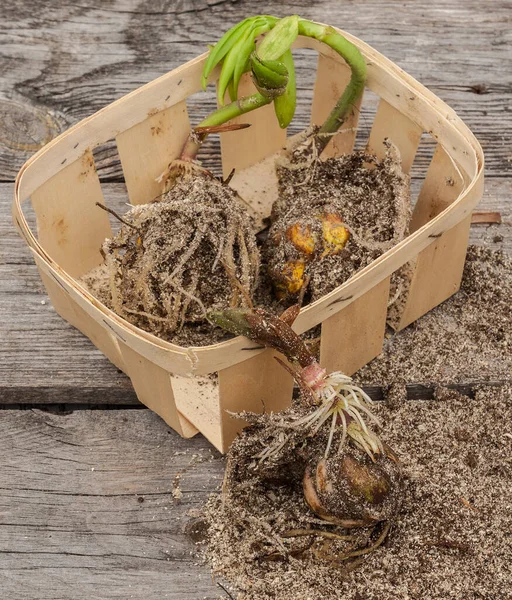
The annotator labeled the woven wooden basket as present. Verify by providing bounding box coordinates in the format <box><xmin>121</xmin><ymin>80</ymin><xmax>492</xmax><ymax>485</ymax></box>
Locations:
<box><xmin>13</xmin><ymin>30</ymin><xmax>484</xmax><ymax>452</ymax></box>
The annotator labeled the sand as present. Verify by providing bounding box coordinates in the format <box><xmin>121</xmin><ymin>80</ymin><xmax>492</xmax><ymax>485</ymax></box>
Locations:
<box><xmin>198</xmin><ymin>246</ymin><xmax>512</xmax><ymax>599</ymax></box>
<box><xmin>201</xmin><ymin>385</ymin><xmax>511</xmax><ymax>600</ymax></box>
<box><xmin>357</xmin><ymin>245</ymin><xmax>511</xmax><ymax>388</ymax></box>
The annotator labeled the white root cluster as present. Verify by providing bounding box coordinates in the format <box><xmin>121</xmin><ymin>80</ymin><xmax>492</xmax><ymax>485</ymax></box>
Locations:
<box><xmin>314</xmin><ymin>372</ymin><xmax>384</xmax><ymax>459</ymax></box>
<box><xmin>256</xmin><ymin>370</ymin><xmax>384</xmax><ymax>462</ymax></box>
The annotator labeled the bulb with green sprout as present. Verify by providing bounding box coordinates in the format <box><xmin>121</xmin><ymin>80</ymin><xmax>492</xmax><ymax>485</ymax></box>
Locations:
<box><xmin>100</xmin><ymin>15</ymin><xmax>367</xmax><ymax>337</ymax></box>
<box><xmin>179</xmin><ymin>15</ymin><xmax>367</xmax><ymax>162</ymax></box>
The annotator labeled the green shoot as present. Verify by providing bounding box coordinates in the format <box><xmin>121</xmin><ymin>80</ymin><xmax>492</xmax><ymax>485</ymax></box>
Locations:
<box><xmin>180</xmin><ymin>15</ymin><xmax>367</xmax><ymax>161</ymax></box>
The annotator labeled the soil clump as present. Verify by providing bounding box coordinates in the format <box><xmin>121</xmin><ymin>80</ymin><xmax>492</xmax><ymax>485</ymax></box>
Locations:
<box><xmin>81</xmin><ymin>146</ymin><xmax>410</xmax><ymax>346</ymax></box>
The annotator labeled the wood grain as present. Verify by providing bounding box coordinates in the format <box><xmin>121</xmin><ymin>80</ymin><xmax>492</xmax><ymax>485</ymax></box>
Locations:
<box><xmin>0</xmin><ymin>2</ymin><xmax>511</xmax><ymax>594</ymax></box>
<box><xmin>0</xmin><ymin>408</ymin><xmax>225</xmax><ymax>599</ymax></box>
<box><xmin>1</xmin><ymin>0</ymin><xmax>510</xmax><ymax>181</ymax></box>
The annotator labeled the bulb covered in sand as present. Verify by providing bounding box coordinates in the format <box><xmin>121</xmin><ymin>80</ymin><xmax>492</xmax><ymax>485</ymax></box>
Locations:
<box><xmin>265</xmin><ymin>141</ymin><xmax>411</xmax><ymax>303</ymax></box>
<box><xmin>303</xmin><ymin>447</ymin><xmax>402</xmax><ymax>528</ymax></box>
<box><xmin>268</xmin><ymin>211</ymin><xmax>350</xmax><ymax>298</ymax></box>
<box><xmin>102</xmin><ymin>163</ymin><xmax>259</xmax><ymax>338</ymax></box>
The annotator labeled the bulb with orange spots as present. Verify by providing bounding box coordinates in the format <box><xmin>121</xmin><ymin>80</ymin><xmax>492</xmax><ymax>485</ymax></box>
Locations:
<box><xmin>286</xmin><ymin>222</ymin><xmax>316</xmax><ymax>255</ymax></box>
<box><xmin>268</xmin><ymin>210</ymin><xmax>350</xmax><ymax>299</ymax></box>
<box><xmin>272</xmin><ymin>259</ymin><xmax>306</xmax><ymax>299</ymax></box>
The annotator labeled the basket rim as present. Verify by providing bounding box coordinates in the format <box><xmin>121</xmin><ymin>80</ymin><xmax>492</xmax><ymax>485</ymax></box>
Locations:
<box><xmin>13</xmin><ymin>28</ymin><xmax>485</xmax><ymax>374</ymax></box>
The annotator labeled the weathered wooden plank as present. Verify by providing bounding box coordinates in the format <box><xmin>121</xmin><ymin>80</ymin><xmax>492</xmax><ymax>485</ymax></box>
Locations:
<box><xmin>0</xmin><ymin>408</ymin><xmax>225</xmax><ymax>599</ymax></box>
<box><xmin>1</xmin><ymin>181</ymin><xmax>510</xmax><ymax>405</ymax></box>
<box><xmin>320</xmin><ymin>277</ymin><xmax>390</xmax><ymax>375</ymax></box>
<box><xmin>1</xmin><ymin>278</ymin><xmax>509</xmax><ymax>405</ymax></box>
<box><xmin>5</xmin><ymin>269</ymin><xmax>511</xmax><ymax>404</ymax></box>
<box><xmin>2</xmin><ymin>382</ymin><xmax>510</xmax><ymax>408</ymax></box>
<box><xmin>1</xmin><ymin>0</ymin><xmax>511</xmax><ymax>180</ymax></box>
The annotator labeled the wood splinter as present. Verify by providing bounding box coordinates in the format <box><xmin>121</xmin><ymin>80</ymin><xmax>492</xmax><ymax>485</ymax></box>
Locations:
<box><xmin>471</xmin><ymin>211</ymin><xmax>502</xmax><ymax>225</ymax></box>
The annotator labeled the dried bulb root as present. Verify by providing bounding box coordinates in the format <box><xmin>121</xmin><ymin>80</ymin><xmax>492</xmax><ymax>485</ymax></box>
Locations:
<box><xmin>255</xmin><ymin>368</ymin><xmax>385</xmax><ymax>464</ymax></box>
<box><xmin>210</xmin><ymin>303</ymin><xmax>402</xmax><ymax>554</ymax></box>
<box><xmin>102</xmin><ymin>164</ymin><xmax>259</xmax><ymax>338</ymax></box>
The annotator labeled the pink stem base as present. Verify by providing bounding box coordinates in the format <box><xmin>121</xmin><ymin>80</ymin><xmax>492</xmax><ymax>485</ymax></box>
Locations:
<box><xmin>301</xmin><ymin>363</ymin><xmax>327</xmax><ymax>390</ymax></box>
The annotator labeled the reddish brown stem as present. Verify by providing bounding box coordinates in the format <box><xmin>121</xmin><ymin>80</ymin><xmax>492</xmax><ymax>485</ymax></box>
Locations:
<box><xmin>208</xmin><ymin>307</ymin><xmax>316</xmax><ymax>368</ymax></box>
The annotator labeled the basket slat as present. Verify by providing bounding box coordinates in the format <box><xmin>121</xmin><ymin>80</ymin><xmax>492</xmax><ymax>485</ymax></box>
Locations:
<box><xmin>217</xmin><ymin>349</ymin><xmax>294</xmax><ymax>452</ymax></box>
<box><xmin>116</xmin><ymin>100</ymin><xmax>191</xmax><ymax>206</ymax></box>
<box><xmin>366</xmin><ymin>98</ymin><xmax>423</xmax><ymax>173</ymax></box>
<box><xmin>118</xmin><ymin>341</ymin><xmax>198</xmax><ymax>438</ymax></box>
<box><xmin>36</xmin><ymin>268</ymin><xmax>126</xmax><ymax>372</ymax></box>
<box><xmin>311</xmin><ymin>53</ymin><xmax>362</xmax><ymax>157</ymax></box>
<box><xmin>319</xmin><ymin>276</ymin><xmax>390</xmax><ymax>375</ymax></box>
<box><xmin>410</xmin><ymin>144</ymin><xmax>465</xmax><ymax>232</ymax></box>
<box><xmin>397</xmin><ymin>215</ymin><xmax>473</xmax><ymax>331</ymax></box>
<box><xmin>228</xmin><ymin>150</ymin><xmax>280</xmax><ymax>227</ymax></box>
<box><xmin>30</xmin><ymin>150</ymin><xmax>111</xmax><ymax>278</ymax></box>
<box><xmin>31</xmin><ymin>251</ymin><xmax>197</xmax><ymax>375</ymax></box>
<box><xmin>397</xmin><ymin>144</ymin><xmax>473</xmax><ymax>330</ymax></box>
<box><xmin>172</xmin><ymin>349</ymin><xmax>294</xmax><ymax>452</ymax></box>
<box><xmin>69</xmin><ymin>303</ymin><xmax>127</xmax><ymax>374</ymax></box>
<box><xmin>219</xmin><ymin>73</ymin><xmax>287</xmax><ymax>178</ymax></box>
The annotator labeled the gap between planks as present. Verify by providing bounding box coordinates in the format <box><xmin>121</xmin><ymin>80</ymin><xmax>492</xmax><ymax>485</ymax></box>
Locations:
<box><xmin>1</xmin><ymin>381</ymin><xmax>508</xmax><ymax>410</ymax></box>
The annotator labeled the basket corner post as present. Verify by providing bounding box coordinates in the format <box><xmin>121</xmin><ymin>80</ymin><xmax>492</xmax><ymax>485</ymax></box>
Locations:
<box><xmin>395</xmin><ymin>213</ymin><xmax>473</xmax><ymax>331</ymax></box>
<box><xmin>169</xmin><ymin>348</ymin><xmax>295</xmax><ymax>454</ymax></box>
<box><xmin>395</xmin><ymin>144</ymin><xmax>483</xmax><ymax>331</ymax></box>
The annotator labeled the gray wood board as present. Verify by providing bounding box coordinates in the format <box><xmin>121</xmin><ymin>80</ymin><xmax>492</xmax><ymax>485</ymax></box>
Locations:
<box><xmin>0</xmin><ymin>0</ymin><xmax>511</xmax><ymax>181</ymax></box>
<box><xmin>0</xmin><ymin>407</ymin><xmax>226</xmax><ymax>599</ymax></box>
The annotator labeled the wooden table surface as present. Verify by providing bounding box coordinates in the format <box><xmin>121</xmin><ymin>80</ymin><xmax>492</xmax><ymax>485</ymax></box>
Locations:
<box><xmin>1</xmin><ymin>1</ymin><xmax>510</xmax><ymax>598</ymax></box>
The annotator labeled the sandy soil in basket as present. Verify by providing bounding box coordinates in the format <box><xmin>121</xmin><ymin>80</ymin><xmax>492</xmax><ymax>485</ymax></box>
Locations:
<box><xmin>80</xmin><ymin>146</ymin><xmax>410</xmax><ymax>346</ymax></box>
